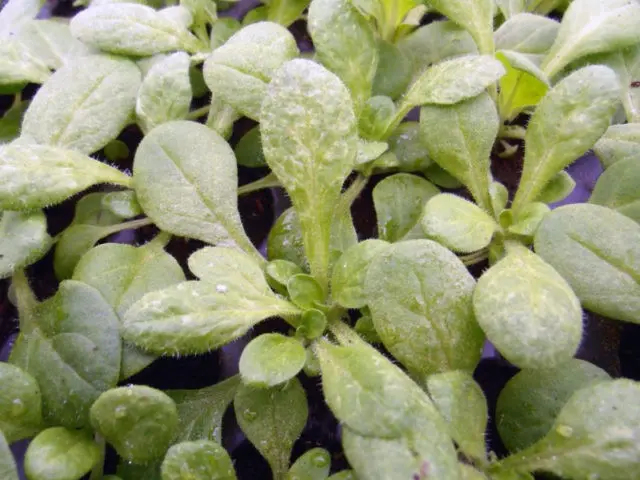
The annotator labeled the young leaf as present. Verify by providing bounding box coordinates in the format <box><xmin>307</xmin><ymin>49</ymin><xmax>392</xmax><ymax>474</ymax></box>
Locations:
<box><xmin>133</xmin><ymin>121</ymin><xmax>258</xmax><ymax>259</ymax></box>
<box><xmin>261</xmin><ymin>59</ymin><xmax>357</xmax><ymax>288</ymax></box>
<box><xmin>267</xmin><ymin>260</ymin><xmax>304</xmax><ymax>288</ymax></box>
<box><xmin>0</xmin><ymin>211</ymin><xmax>51</xmax><ymax>280</ymax></box>
<box><xmin>0</xmin><ymin>432</ymin><xmax>18</xmax><ymax>480</ymax></box>
<box><xmin>73</xmin><ymin>243</ymin><xmax>186</xmax><ymax>379</ymax></box>
<box><xmin>473</xmin><ymin>245</ymin><xmax>582</xmax><ymax>369</ymax></box>
<box><xmin>234</xmin><ymin>379</ymin><xmax>308</xmax><ymax>479</ymax></box>
<box><xmin>589</xmin><ymin>158</ymin><xmax>640</xmax><ymax>224</ymax></box>
<box><xmin>308</xmin><ymin>0</ymin><xmax>378</xmax><ymax>112</ymax></box>
<box><xmin>136</xmin><ymin>52</ymin><xmax>192</xmax><ymax>133</ymax></box>
<box><xmin>203</xmin><ymin>22</ymin><xmax>299</xmax><ymax>120</ymax></box>
<box><xmin>496</xmin><ymin>359</ymin><xmax>610</xmax><ymax>453</ymax></box>
<box><xmin>287</xmin><ymin>274</ymin><xmax>325</xmax><ymax>310</ymax></box>
<box><xmin>492</xmin><ymin>379</ymin><xmax>640</xmax><ymax>479</ymax></box>
<box><xmin>327</xmin><ymin>471</ymin><xmax>355</xmax><ymax>480</ymax></box>
<box><xmin>167</xmin><ymin>375</ymin><xmax>240</xmax><ymax>444</ymax></box>
<box><xmin>101</xmin><ymin>191</ymin><xmax>143</xmax><ymax>219</ymax></box>
<box><xmin>0</xmin><ymin>362</ymin><xmax>42</xmax><ymax>443</ymax></box>
<box><xmin>267</xmin><ymin>0</ymin><xmax>309</xmax><ymax>27</ymax></box>
<box><xmin>22</xmin><ymin>54</ymin><xmax>141</xmax><ymax>155</ymax></box>
<box><xmin>206</xmin><ymin>95</ymin><xmax>240</xmax><ymax>140</ymax></box>
<box><xmin>535</xmin><ymin>171</ymin><xmax>575</xmax><ymax>204</ymax></box>
<box><xmin>593</xmin><ymin>123</ymin><xmax>640</xmax><ymax>168</ymax></box>
<box><xmin>541</xmin><ymin>0</ymin><xmax>640</xmax><ymax>78</ymax></box>
<box><xmin>286</xmin><ymin>448</ymin><xmax>331</xmax><ymax>480</ymax></box>
<box><xmin>420</xmin><ymin>92</ymin><xmax>498</xmax><ymax>215</ymax></box>
<box><xmin>365</xmin><ymin>240</ymin><xmax>484</xmax><ymax>375</ymax></box>
<box><xmin>494</xmin><ymin>13</ymin><xmax>559</xmax><ymax>54</ymax></box>
<box><xmin>427</xmin><ymin>0</ymin><xmax>495</xmax><ymax>54</ymax></box>
<box><xmin>210</xmin><ymin>17</ymin><xmax>242</xmax><ymax>50</ymax></box>
<box><xmin>239</xmin><ymin>333</ymin><xmax>306</xmax><ymax>387</ymax></box>
<box><xmin>90</xmin><ymin>385</ymin><xmax>178</xmax><ymax>464</ymax></box>
<box><xmin>235</xmin><ymin>126</ymin><xmax>267</xmax><ymax>168</ymax></box>
<box><xmin>507</xmin><ymin>202</ymin><xmax>550</xmax><ymax>238</ymax></box>
<box><xmin>534</xmin><ymin>203</ymin><xmax>640</xmax><ymax>324</ymax></box>
<box><xmin>421</xmin><ymin>193</ymin><xmax>498</xmax><ymax>253</ymax></box>
<box><xmin>24</xmin><ymin>427</ymin><xmax>99</xmax><ymax>480</ymax></box>
<box><xmin>386</xmin><ymin>122</ymin><xmax>432</xmax><ymax>172</ymax></box>
<box><xmin>372</xmin><ymin>40</ymin><xmax>411</xmax><ymax>100</ymax></box>
<box><xmin>426</xmin><ymin>371</ymin><xmax>488</xmax><ymax>461</ymax></box>
<box><xmin>122</xmin><ymin>280</ymin><xmax>300</xmax><ymax>354</ymax></box>
<box><xmin>161</xmin><ymin>441</ymin><xmax>237</xmax><ymax>480</ymax></box>
<box><xmin>70</xmin><ymin>4</ymin><xmax>201</xmax><ymax>56</ymax></box>
<box><xmin>496</xmin><ymin>50</ymin><xmax>549</xmax><ymax>121</ymax></box>
<box><xmin>188</xmin><ymin>246</ymin><xmax>268</xmax><ymax>292</ymax></box>
<box><xmin>9</xmin><ymin>280</ymin><xmax>121</xmax><ymax>428</ymax></box>
<box><xmin>53</xmin><ymin>224</ymin><xmax>117</xmax><ymax>281</ymax></box>
<box><xmin>511</xmin><ymin>66</ymin><xmax>620</xmax><ymax>214</ymax></box>
<box><xmin>490</xmin><ymin>181</ymin><xmax>509</xmax><ymax>216</ymax></box>
<box><xmin>267</xmin><ymin>208</ymin><xmax>309</xmax><ymax>269</ymax></box>
<box><xmin>331</xmin><ymin>240</ymin><xmax>389</xmax><ymax>309</ymax></box>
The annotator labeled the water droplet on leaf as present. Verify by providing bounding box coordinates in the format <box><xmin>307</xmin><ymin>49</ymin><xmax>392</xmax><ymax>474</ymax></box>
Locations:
<box><xmin>243</xmin><ymin>409</ymin><xmax>257</xmax><ymax>422</ymax></box>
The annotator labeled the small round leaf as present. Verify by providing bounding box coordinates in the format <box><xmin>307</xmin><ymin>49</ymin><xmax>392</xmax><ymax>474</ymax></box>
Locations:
<box><xmin>239</xmin><ymin>333</ymin><xmax>306</xmax><ymax>387</ymax></box>
<box><xmin>0</xmin><ymin>360</ymin><xmax>42</xmax><ymax>443</ymax></box>
<box><xmin>161</xmin><ymin>440</ymin><xmax>236</xmax><ymax>480</ymax></box>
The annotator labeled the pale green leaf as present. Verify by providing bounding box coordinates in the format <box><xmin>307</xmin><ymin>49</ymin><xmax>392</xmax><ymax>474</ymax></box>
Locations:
<box><xmin>0</xmin><ymin>363</ymin><xmax>42</xmax><ymax>444</ymax></box>
<box><xmin>358</xmin><ymin>96</ymin><xmax>396</xmax><ymax>141</ymax></box>
<box><xmin>210</xmin><ymin>17</ymin><xmax>241</xmax><ymax>50</ymax></box>
<box><xmin>507</xmin><ymin>202</ymin><xmax>550</xmax><ymax>237</ymax></box>
<box><xmin>0</xmin><ymin>0</ymin><xmax>45</xmax><ymax>37</ymax></box>
<box><xmin>0</xmin><ymin>432</ymin><xmax>18</xmax><ymax>480</ymax></box>
<box><xmin>496</xmin><ymin>0</ymin><xmax>525</xmax><ymax>18</ymax></box>
<box><xmin>235</xmin><ymin>126</ymin><xmax>266</xmax><ymax>168</ymax></box>
<box><xmin>327</xmin><ymin>471</ymin><xmax>356</xmax><ymax>480</ymax></box>
<box><xmin>267</xmin><ymin>208</ymin><xmax>308</xmax><ymax>269</ymax></box>
<box><xmin>268</xmin><ymin>0</ymin><xmax>309</xmax><ymax>26</ymax></box>
<box><xmin>101</xmin><ymin>191</ymin><xmax>142</xmax><ymax>219</ymax></box>
<box><xmin>535</xmin><ymin>171</ymin><xmax>575</xmax><ymax>204</ymax></box>
<box><xmin>0</xmin><ymin>211</ymin><xmax>51</xmax><ymax>280</ymax></box>
<box><xmin>206</xmin><ymin>95</ymin><xmax>239</xmax><ymax>140</ymax></box>
<box><xmin>239</xmin><ymin>333</ymin><xmax>306</xmax><ymax>387</ymax></box>
<box><xmin>286</xmin><ymin>448</ymin><xmax>331</xmax><ymax>480</ymax></box>
<box><xmin>0</xmin><ymin>40</ymin><xmax>50</xmax><ymax>86</ymax></box>
<box><xmin>53</xmin><ymin>224</ymin><xmax>115</xmax><ymax>281</ymax></box>
<box><xmin>427</xmin><ymin>0</ymin><xmax>495</xmax><ymax>54</ymax></box>
<box><xmin>494</xmin><ymin>13</ymin><xmax>559</xmax><ymax>54</ymax></box>
<box><xmin>594</xmin><ymin>123</ymin><xmax>640</xmax><ymax>168</ymax></box>
<box><xmin>287</xmin><ymin>274</ymin><xmax>325</xmax><ymax>310</ymax></box>
<box><xmin>590</xmin><ymin>157</ymin><xmax>640</xmax><ymax>223</ymax></box>
<box><xmin>161</xmin><ymin>441</ymin><xmax>237</xmax><ymax>480</ymax></box>
<box><xmin>372</xmin><ymin>40</ymin><xmax>411</xmax><ymax>100</ymax></box>
<box><xmin>365</xmin><ymin>240</ymin><xmax>484</xmax><ymax>376</ymax></box>
<box><xmin>490</xmin><ymin>181</ymin><xmax>509</xmax><ymax>216</ymax></box>
<box><xmin>266</xmin><ymin>260</ymin><xmax>304</xmax><ymax>288</ymax></box>
<box><xmin>386</xmin><ymin>122</ymin><xmax>432</xmax><ymax>172</ymax></box>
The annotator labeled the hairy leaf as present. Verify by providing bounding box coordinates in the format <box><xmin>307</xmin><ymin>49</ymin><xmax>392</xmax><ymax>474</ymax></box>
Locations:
<box><xmin>161</xmin><ymin>441</ymin><xmax>237</xmax><ymax>480</ymax></box>
<box><xmin>427</xmin><ymin>0</ymin><xmax>495</xmax><ymax>54</ymax></box>
<box><xmin>590</xmin><ymin>158</ymin><xmax>640</xmax><ymax>224</ymax></box>
<box><xmin>0</xmin><ymin>211</ymin><xmax>51</xmax><ymax>280</ymax></box>
<box><xmin>594</xmin><ymin>123</ymin><xmax>640</xmax><ymax>168</ymax></box>
<box><xmin>239</xmin><ymin>333</ymin><xmax>306</xmax><ymax>387</ymax></box>
<box><xmin>494</xmin><ymin>13</ymin><xmax>559</xmax><ymax>54</ymax></box>
<box><xmin>0</xmin><ymin>362</ymin><xmax>42</xmax><ymax>443</ymax></box>
<box><xmin>286</xmin><ymin>448</ymin><xmax>331</xmax><ymax>480</ymax></box>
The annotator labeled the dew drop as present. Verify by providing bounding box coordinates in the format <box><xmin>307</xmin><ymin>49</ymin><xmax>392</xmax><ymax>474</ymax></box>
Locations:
<box><xmin>216</xmin><ymin>284</ymin><xmax>228</xmax><ymax>293</ymax></box>
<box><xmin>11</xmin><ymin>398</ymin><xmax>24</xmax><ymax>416</ymax></box>
<box><xmin>243</xmin><ymin>409</ymin><xmax>257</xmax><ymax>422</ymax></box>
<box><xmin>311</xmin><ymin>453</ymin><xmax>329</xmax><ymax>468</ymax></box>
<box><xmin>556</xmin><ymin>425</ymin><xmax>573</xmax><ymax>438</ymax></box>
<box><xmin>115</xmin><ymin>405</ymin><xmax>127</xmax><ymax>419</ymax></box>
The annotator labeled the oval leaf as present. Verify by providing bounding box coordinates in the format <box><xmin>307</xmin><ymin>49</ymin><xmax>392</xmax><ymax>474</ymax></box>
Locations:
<box><xmin>0</xmin><ymin>362</ymin><xmax>42</xmax><ymax>443</ymax></box>
<box><xmin>161</xmin><ymin>441</ymin><xmax>237</xmax><ymax>480</ymax></box>
<box><xmin>589</xmin><ymin>157</ymin><xmax>640</xmax><ymax>224</ymax></box>
<box><xmin>286</xmin><ymin>448</ymin><xmax>331</xmax><ymax>480</ymax></box>
<box><xmin>427</xmin><ymin>0</ymin><xmax>495</xmax><ymax>54</ymax></box>
<box><xmin>0</xmin><ymin>210</ymin><xmax>51</xmax><ymax>280</ymax></box>
<box><xmin>239</xmin><ymin>333</ymin><xmax>306</xmax><ymax>387</ymax></box>
<box><xmin>594</xmin><ymin>123</ymin><xmax>640</xmax><ymax>168</ymax></box>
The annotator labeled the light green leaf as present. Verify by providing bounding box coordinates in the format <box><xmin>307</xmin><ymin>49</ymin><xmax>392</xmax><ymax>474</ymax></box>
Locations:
<box><xmin>358</xmin><ymin>96</ymin><xmax>396</xmax><ymax>141</ymax></box>
<box><xmin>365</xmin><ymin>240</ymin><xmax>483</xmax><ymax>376</ymax></box>
<box><xmin>206</xmin><ymin>95</ymin><xmax>240</xmax><ymax>140</ymax></box>
<box><xmin>90</xmin><ymin>385</ymin><xmax>178</xmax><ymax>464</ymax></box>
<box><xmin>494</xmin><ymin>13</ymin><xmax>559</xmax><ymax>54</ymax></box>
<box><xmin>490</xmin><ymin>181</ymin><xmax>509</xmax><ymax>216</ymax></box>
<box><xmin>267</xmin><ymin>208</ymin><xmax>308</xmax><ymax>269</ymax></box>
<box><xmin>427</xmin><ymin>0</ymin><xmax>495</xmax><ymax>54</ymax></box>
<box><xmin>239</xmin><ymin>333</ymin><xmax>306</xmax><ymax>387</ymax></box>
<box><xmin>420</xmin><ymin>92</ymin><xmax>498</xmax><ymax>211</ymax></box>
<box><xmin>386</xmin><ymin>122</ymin><xmax>432</xmax><ymax>172</ymax></box>
<box><xmin>331</xmin><ymin>240</ymin><xmax>389</xmax><ymax>309</ymax></box>
<box><xmin>136</xmin><ymin>52</ymin><xmax>192</xmax><ymax>133</ymax></box>
<box><xmin>0</xmin><ymin>100</ymin><xmax>29</xmax><ymax>145</ymax></box>
<box><xmin>594</xmin><ymin>123</ymin><xmax>640</xmax><ymax>168</ymax></box>
<box><xmin>287</xmin><ymin>274</ymin><xmax>325</xmax><ymax>310</ymax></box>
<box><xmin>0</xmin><ymin>0</ymin><xmax>44</xmax><ymax>37</ymax></box>
<box><xmin>53</xmin><ymin>224</ymin><xmax>115</xmax><ymax>281</ymax></box>
<box><xmin>266</xmin><ymin>260</ymin><xmax>304</xmax><ymax>288</ymax></box>
<box><xmin>203</xmin><ymin>22</ymin><xmax>299</xmax><ymax>120</ymax></box>
<box><xmin>133</xmin><ymin>121</ymin><xmax>257</xmax><ymax>258</ymax></box>
<box><xmin>372</xmin><ymin>40</ymin><xmax>411</xmax><ymax>100</ymax></box>
<box><xmin>507</xmin><ymin>202</ymin><xmax>550</xmax><ymax>237</ymax></box>
<box><xmin>268</xmin><ymin>0</ymin><xmax>309</xmax><ymax>26</ymax></box>
<box><xmin>492</xmin><ymin>379</ymin><xmax>640</xmax><ymax>479</ymax></box>
<box><xmin>497</xmin><ymin>50</ymin><xmax>549</xmax><ymax>121</ymax></box>
<box><xmin>511</xmin><ymin>66</ymin><xmax>620</xmax><ymax>214</ymax></box>
<box><xmin>590</xmin><ymin>158</ymin><xmax>640</xmax><ymax>224</ymax></box>
<box><xmin>22</xmin><ymin>55</ymin><xmax>141</xmax><ymax>155</ymax></box>
<box><xmin>234</xmin><ymin>379</ymin><xmax>308</xmax><ymax>480</ymax></box>
<box><xmin>426</xmin><ymin>371</ymin><xmax>488</xmax><ymax>461</ymax></box>
<box><xmin>0</xmin><ymin>211</ymin><xmax>51</xmax><ymax>280</ymax></box>
<box><xmin>496</xmin><ymin>359</ymin><xmax>610</xmax><ymax>453</ymax></box>
<box><xmin>0</xmin><ymin>432</ymin><xmax>18</xmax><ymax>480</ymax></box>
<box><xmin>210</xmin><ymin>17</ymin><xmax>241</xmax><ymax>50</ymax></box>
<box><xmin>0</xmin><ymin>39</ymin><xmax>50</xmax><ymax>86</ymax></box>
<box><xmin>473</xmin><ymin>245</ymin><xmax>582</xmax><ymax>369</ymax></box>
<box><xmin>161</xmin><ymin>441</ymin><xmax>237</xmax><ymax>480</ymax></box>
<box><xmin>327</xmin><ymin>471</ymin><xmax>356</xmax><ymax>480</ymax></box>
<box><xmin>0</xmin><ymin>362</ymin><xmax>42</xmax><ymax>443</ymax></box>
<box><xmin>372</xmin><ymin>173</ymin><xmax>440</xmax><ymax>242</ymax></box>
<box><xmin>70</xmin><ymin>3</ymin><xmax>201</xmax><ymax>56</ymax></box>
<box><xmin>534</xmin><ymin>203</ymin><xmax>640</xmax><ymax>323</ymax></box>
<box><xmin>10</xmin><ymin>280</ymin><xmax>121</xmax><ymax>428</ymax></box>
<box><xmin>117</xmin><ymin>461</ymin><xmax>161</xmax><ymax>480</ymax></box>
<box><xmin>235</xmin><ymin>126</ymin><xmax>266</xmax><ymax>168</ymax></box>
<box><xmin>101</xmin><ymin>191</ymin><xmax>142</xmax><ymax>219</ymax></box>
<box><xmin>496</xmin><ymin>0</ymin><xmax>525</xmax><ymax>18</ymax></box>
<box><xmin>355</xmin><ymin>140</ymin><xmax>389</xmax><ymax>167</ymax></box>
<box><xmin>308</xmin><ymin>0</ymin><xmax>378</xmax><ymax>112</ymax></box>
<box><xmin>297</xmin><ymin>310</ymin><xmax>327</xmax><ymax>340</ymax></box>
<box><xmin>535</xmin><ymin>171</ymin><xmax>575</xmax><ymax>204</ymax></box>
<box><xmin>24</xmin><ymin>427</ymin><xmax>99</xmax><ymax>480</ymax></box>
<box><xmin>541</xmin><ymin>0</ymin><xmax>640</xmax><ymax>78</ymax></box>
<box><xmin>261</xmin><ymin>59</ymin><xmax>357</xmax><ymax>288</ymax></box>
<box><xmin>73</xmin><ymin>242</ymin><xmax>185</xmax><ymax>379</ymax></box>
<box><xmin>421</xmin><ymin>193</ymin><xmax>497</xmax><ymax>253</ymax></box>
<box><xmin>286</xmin><ymin>448</ymin><xmax>331</xmax><ymax>480</ymax></box>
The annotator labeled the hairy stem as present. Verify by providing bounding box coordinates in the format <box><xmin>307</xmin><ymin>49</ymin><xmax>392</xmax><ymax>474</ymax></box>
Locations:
<box><xmin>237</xmin><ymin>173</ymin><xmax>282</xmax><ymax>196</ymax></box>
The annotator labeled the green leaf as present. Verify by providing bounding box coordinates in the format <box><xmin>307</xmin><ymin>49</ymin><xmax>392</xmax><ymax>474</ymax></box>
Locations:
<box><xmin>22</xmin><ymin>54</ymin><xmax>141</xmax><ymax>155</ymax></box>
<box><xmin>541</xmin><ymin>0</ymin><xmax>640</xmax><ymax>78</ymax></box>
<box><xmin>473</xmin><ymin>245</ymin><xmax>582</xmax><ymax>369</ymax></box>
<box><xmin>234</xmin><ymin>379</ymin><xmax>308</xmax><ymax>479</ymax></box>
<box><xmin>188</xmin><ymin>246</ymin><xmax>269</xmax><ymax>292</ymax></box>
<box><xmin>297</xmin><ymin>309</ymin><xmax>327</xmax><ymax>339</ymax></box>
<box><xmin>308</xmin><ymin>0</ymin><xmax>378</xmax><ymax>112</ymax></box>
<box><xmin>122</xmin><ymin>280</ymin><xmax>300</xmax><ymax>354</ymax></box>
<box><xmin>206</xmin><ymin>95</ymin><xmax>239</xmax><ymax>140</ymax></box>
<box><xmin>210</xmin><ymin>17</ymin><xmax>241</xmax><ymax>50</ymax></box>
<box><xmin>421</xmin><ymin>193</ymin><xmax>498</xmax><ymax>253</ymax></box>
<box><xmin>365</xmin><ymin>240</ymin><xmax>484</xmax><ymax>376</ymax></box>
<box><xmin>426</xmin><ymin>371</ymin><xmax>488</xmax><ymax>461</ymax></box>
<box><xmin>72</xmin><ymin>192</ymin><xmax>123</xmax><ymax>226</ymax></box>
<box><xmin>460</xmin><ymin>464</ymin><xmax>488</xmax><ymax>480</ymax></box>
<box><xmin>331</xmin><ymin>240</ymin><xmax>389</xmax><ymax>309</ymax></box>
<box><xmin>161</xmin><ymin>441</ymin><xmax>237</xmax><ymax>480</ymax></box>
<box><xmin>203</xmin><ymin>22</ymin><xmax>299</xmax><ymax>120</ymax></box>
<box><xmin>73</xmin><ymin>243</ymin><xmax>186</xmax><ymax>379</ymax></box>
<box><xmin>24</xmin><ymin>427</ymin><xmax>99</xmax><ymax>480</ymax></box>
<box><xmin>286</xmin><ymin>448</ymin><xmax>331</xmax><ymax>480</ymax></box>
<box><xmin>70</xmin><ymin>4</ymin><xmax>200</xmax><ymax>56</ymax></box>
<box><xmin>489</xmin><ymin>181</ymin><xmax>509</xmax><ymax>216</ymax></box>
<box><xmin>372</xmin><ymin>40</ymin><xmax>411</xmax><ymax>100</ymax></box>
<box><xmin>327</xmin><ymin>471</ymin><xmax>356</xmax><ymax>480</ymax></box>
<box><xmin>420</xmin><ymin>92</ymin><xmax>498</xmax><ymax>212</ymax></box>
<box><xmin>133</xmin><ymin>121</ymin><xmax>257</xmax><ymax>259</ymax></box>
<box><xmin>593</xmin><ymin>123</ymin><xmax>640</xmax><ymax>168</ymax></box>
<box><xmin>496</xmin><ymin>0</ymin><xmax>525</xmax><ymax>18</ymax></box>
<box><xmin>0</xmin><ymin>100</ymin><xmax>29</xmax><ymax>145</ymax></box>
<box><xmin>167</xmin><ymin>375</ymin><xmax>240</xmax><ymax>443</ymax></box>
<box><xmin>53</xmin><ymin>224</ymin><xmax>115</xmax><ymax>281</ymax></box>
<box><xmin>511</xmin><ymin>66</ymin><xmax>620</xmax><ymax>214</ymax></box>
<box><xmin>427</xmin><ymin>0</ymin><xmax>495</xmax><ymax>54</ymax></box>
<box><xmin>234</xmin><ymin>126</ymin><xmax>266</xmax><ymax>168</ymax></box>
<box><xmin>136</xmin><ymin>52</ymin><xmax>192</xmax><ymax>133</ymax></box>
<box><xmin>0</xmin><ymin>211</ymin><xmax>51</xmax><ymax>280</ymax></box>
<box><xmin>0</xmin><ymin>39</ymin><xmax>50</xmax><ymax>86</ymax></box>
<box><xmin>90</xmin><ymin>385</ymin><xmax>178</xmax><ymax>464</ymax></box>
<box><xmin>497</xmin><ymin>50</ymin><xmax>549</xmax><ymax>121</ymax></box>
<box><xmin>0</xmin><ymin>362</ymin><xmax>42</xmax><ymax>443</ymax></box>
<box><xmin>386</xmin><ymin>122</ymin><xmax>432</xmax><ymax>172</ymax></box>
<box><xmin>10</xmin><ymin>280</ymin><xmax>121</xmax><ymax>428</ymax></box>
<box><xmin>287</xmin><ymin>274</ymin><xmax>325</xmax><ymax>310</ymax></box>
<box><xmin>267</xmin><ymin>260</ymin><xmax>304</xmax><ymax>288</ymax></box>
<box><xmin>239</xmin><ymin>333</ymin><xmax>306</xmax><ymax>387</ymax></box>
<box><xmin>0</xmin><ymin>0</ymin><xmax>44</xmax><ymax>37</ymax></box>
<box><xmin>372</xmin><ymin>173</ymin><xmax>440</xmax><ymax>242</ymax></box>
<box><xmin>261</xmin><ymin>59</ymin><xmax>357</xmax><ymax>288</ymax></box>
<box><xmin>358</xmin><ymin>96</ymin><xmax>396</xmax><ymax>141</ymax></box>
<box><xmin>496</xmin><ymin>359</ymin><xmax>610</xmax><ymax>453</ymax></box>
<box><xmin>268</xmin><ymin>0</ymin><xmax>309</xmax><ymax>26</ymax></box>
<box><xmin>267</xmin><ymin>208</ymin><xmax>308</xmax><ymax>269</ymax></box>
<box><xmin>101</xmin><ymin>191</ymin><xmax>143</xmax><ymax>219</ymax></box>
<box><xmin>535</xmin><ymin>171</ymin><xmax>575</xmax><ymax>204</ymax></box>
<box><xmin>492</xmin><ymin>379</ymin><xmax>640</xmax><ymax>479</ymax></box>
<box><xmin>117</xmin><ymin>461</ymin><xmax>161</xmax><ymax>480</ymax></box>
<box><xmin>507</xmin><ymin>202</ymin><xmax>550</xmax><ymax>237</ymax></box>
<box><xmin>494</xmin><ymin>13</ymin><xmax>559</xmax><ymax>54</ymax></box>
<box><xmin>590</xmin><ymin>158</ymin><xmax>640</xmax><ymax>224</ymax></box>
<box><xmin>534</xmin><ymin>203</ymin><xmax>640</xmax><ymax>323</ymax></box>
<box><xmin>0</xmin><ymin>432</ymin><xmax>18</xmax><ymax>480</ymax></box>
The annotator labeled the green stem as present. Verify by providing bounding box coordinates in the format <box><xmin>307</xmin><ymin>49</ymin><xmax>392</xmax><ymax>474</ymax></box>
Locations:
<box><xmin>147</xmin><ymin>231</ymin><xmax>172</xmax><ymax>250</ymax></box>
<box><xmin>335</xmin><ymin>174</ymin><xmax>368</xmax><ymax>219</ymax></box>
<box><xmin>460</xmin><ymin>249</ymin><xmax>489</xmax><ymax>266</ymax></box>
<box><xmin>89</xmin><ymin>434</ymin><xmax>106</xmax><ymax>480</ymax></box>
<box><xmin>186</xmin><ymin>104</ymin><xmax>211</xmax><ymax>121</ymax></box>
<box><xmin>327</xmin><ymin>318</ymin><xmax>362</xmax><ymax>346</ymax></box>
<box><xmin>499</xmin><ymin>124</ymin><xmax>527</xmax><ymax>140</ymax></box>
<box><xmin>11</xmin><ymin>270</ymin><xmax>38</xmax><ymax>333</ymax></box>
<box><xmin>52</xmin><ymin>217</ymin><xmax>153</xmax><ymax>245</ymax></box>
<box><xmin>237</xmin><ymin>173</ymin><xmax>282</xmax><ymax>196</ymax></box>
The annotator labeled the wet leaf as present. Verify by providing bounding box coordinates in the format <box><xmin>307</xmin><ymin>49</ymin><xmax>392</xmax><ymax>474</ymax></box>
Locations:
<box><xmin>286</xmin><ymin>448</ymin><xmax>331</xmax><ymax>480</ymax></box>
<box><xmin>161</xmin><ymin>440</ymin><xmax>237</xmax><ymax>480</ymax></box>
<box><xmin>0</xmin><ymin>362</ymin><xmax>42</xmax><ymax>443</ymax></box>
<box><xmin>239</xmin><ymin>333</ymin><xmax>306</xmax><ymax>387</ymax></box>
